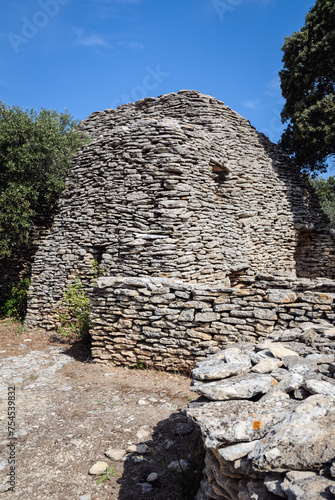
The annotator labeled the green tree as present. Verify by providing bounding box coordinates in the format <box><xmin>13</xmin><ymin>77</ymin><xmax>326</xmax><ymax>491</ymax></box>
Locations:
<box><xmin>310</xmin><ymin>175</ymin><xmax>335</xmax><ymax>227</ymax></box>
<box><xmin>0</xmin><ymin>103</ymin><xmax>87</xmax><ymax>257</ymax></box>
<box><xmin>279</xmin><ymin>0</ymin><xmax>335</xmax><ymax>174</ymax></box>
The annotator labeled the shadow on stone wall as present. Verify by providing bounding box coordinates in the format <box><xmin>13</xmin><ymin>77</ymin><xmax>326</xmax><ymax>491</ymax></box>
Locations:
<box><xmin>255</xmin><ymin>131</ymin><xmax>335</xmax><ymax>280</ymax></box>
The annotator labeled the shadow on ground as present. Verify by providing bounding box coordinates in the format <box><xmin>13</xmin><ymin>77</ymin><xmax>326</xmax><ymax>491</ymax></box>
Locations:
<box><xmin>50</xmin><ymin>334</ymin><xmax>93</xmax><ymax>362</ymax></box>
<box><xmin>117</xmin><ymin>411</ymin><xmax>205</xmax><ymax>500</ymax></box>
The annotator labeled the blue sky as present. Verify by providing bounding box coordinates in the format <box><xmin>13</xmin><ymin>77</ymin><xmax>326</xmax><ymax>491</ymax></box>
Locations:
<box><xmin>1</xmin><ymin>0</ymin><xmax>316</xmax><ymax>147</ymax></box>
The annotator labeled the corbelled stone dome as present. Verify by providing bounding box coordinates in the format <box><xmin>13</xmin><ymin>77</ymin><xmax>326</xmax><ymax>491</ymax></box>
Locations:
<box><xmin>26</xmin><ymin>90</ymin><xmax>335</xmax><ymax>329</ymax></box>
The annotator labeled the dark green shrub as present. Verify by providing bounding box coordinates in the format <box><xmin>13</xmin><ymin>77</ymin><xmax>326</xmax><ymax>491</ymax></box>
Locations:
<box><xmin>58</xmin><ymin>278</ymin><xmax>91</xmax><ymax>343</ymax></box>
<box><xmin>0</xmin><ymin>277</ymin><xmax>30</xmax><ymax>320</ymax></box>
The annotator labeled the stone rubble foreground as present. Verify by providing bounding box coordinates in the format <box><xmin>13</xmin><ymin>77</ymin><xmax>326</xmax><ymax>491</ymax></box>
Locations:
<box><xmin>186</xmin><ymin>326</ymin><xmax>335</xmax><ymax>500</ymax></box>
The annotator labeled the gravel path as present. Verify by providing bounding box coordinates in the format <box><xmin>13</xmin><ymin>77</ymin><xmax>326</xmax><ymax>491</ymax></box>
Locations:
<box><xmin>0</xmin><ymin>325</ymin><xmax>203</xmax><ymax>500</ymax></box>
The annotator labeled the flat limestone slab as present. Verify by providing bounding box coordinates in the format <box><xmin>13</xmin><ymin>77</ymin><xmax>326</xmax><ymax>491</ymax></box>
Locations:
<box><xmin>249</xmin><ymin>395</ymin><xmax>335</xmax><ymax>471</ymax></box>
<box><xmin>191</xmin><ymin>373</ymin><xmax>277</xmax><ymax>401</ymax></box>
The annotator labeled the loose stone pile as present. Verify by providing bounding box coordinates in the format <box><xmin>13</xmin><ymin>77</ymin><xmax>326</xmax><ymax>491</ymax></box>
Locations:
<box><xmin>25</xmin><ymin>90</ymin><xmax>335</xmax><ymax>331</ymax></box>
<box><xmin>90</xmin><ymin>276</ymin><xmax>335</xmax><ymax>371</ymax></box>
<box><xmin>186</xmin><ymin>330</ymin><xmax>335</xmax><ymax>500</ymax></box>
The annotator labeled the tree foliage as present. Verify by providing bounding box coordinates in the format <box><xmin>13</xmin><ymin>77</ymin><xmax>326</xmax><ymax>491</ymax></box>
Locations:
<box><xmin>279</xmin><ymin>0</ymin><xmax>335</xmax><ymax>174</ymax></box>
<box><xmin>0</xmin><ymin>103</ymin><xmax>87</xmax><ymax>257</ymax></box>
<box><xmin>310</xmin><ymin>175</ymin><xmax>335</xmax><ymax>227</ymax></box>
<box><xmin>0</xmin><ymin>277</ymin><xmax>30</xmax><ymax>320</ymax></box>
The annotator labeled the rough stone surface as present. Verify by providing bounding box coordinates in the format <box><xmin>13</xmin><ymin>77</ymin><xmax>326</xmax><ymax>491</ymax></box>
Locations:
<box><xmin>251</xmin><ymin>358</ymin><xmax>283</xmax><ymax>374</ymax></box>
<box><xmin>191</xmin><ymin>372</ymin><xmax>277</xmax><ymax>401</ymax></box>
<box><xmin>187</xmin><ymin>339</ymin><xmax>335</xmax><ymax>499</ymax></box>
<box><xmin>88</xmin><ymin>462</ymin><xmax>108</xmax><ymax>475</ymax></box>
<box><xmin>83</xmin><ymin>277</ymin><xmax>335</xmax><ymax>371</ymax></box>
<box><xmin>104</xmin><ymin>448</ymin><xmax>126</xmax><ymax>461</ymax></box>
<box><xmin>192</xmin><ymin>350</ymin><xmax>252</xmax><ymax>380</ymax></box>
<box><xmin>25</xmin><ymin>90</ymin><xmax>335</xmax><ymax>340</ymax></box>
<box><xmin>281</xmin><ymin>472</ymin><xmax>335</xmax><ymax>500</ymax></box>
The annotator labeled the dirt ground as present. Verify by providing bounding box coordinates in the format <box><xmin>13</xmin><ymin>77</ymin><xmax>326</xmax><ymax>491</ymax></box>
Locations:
<box><xmin>0</xmin><ymin>319</ymin><xmax>204</xmax><ymax>500</ymax></box>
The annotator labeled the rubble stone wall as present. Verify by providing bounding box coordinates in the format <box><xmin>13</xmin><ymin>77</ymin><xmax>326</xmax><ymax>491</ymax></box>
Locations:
<box><xmin>90</xmin><ymin>276</ymin><xmax>335</xmax><ymax>371</ymax></box>
<box><xmin>25</xmin><ymin>90</ymin><xmax>335</xmax><ymax>330</ymax></box>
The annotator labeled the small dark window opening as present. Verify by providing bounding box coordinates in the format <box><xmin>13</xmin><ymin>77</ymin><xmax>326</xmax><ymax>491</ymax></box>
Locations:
<box><xmin>210</xmin><ymin>161</ymin><xmax>230</xmax><ymax>184</ymax></box>
<box><xmin>93</xmin><ymin>246</ymin><xmax>105</xmax><ymax>265</ymax></box>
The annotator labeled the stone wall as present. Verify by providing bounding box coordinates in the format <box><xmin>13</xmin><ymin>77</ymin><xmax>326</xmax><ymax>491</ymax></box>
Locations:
<box><xmin>90</xmin><ymin>276</ymin><xmax>335</xmax><ymax>371</ymax></box>
<box><xmin>25</xmin><ymin>90</ymin><xmax>335</xmax><ymax>330</ymax></box>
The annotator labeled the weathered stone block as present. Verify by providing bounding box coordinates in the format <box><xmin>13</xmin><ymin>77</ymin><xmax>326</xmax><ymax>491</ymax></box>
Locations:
<box><xmin>195</xmin><ymin>312</ymin><xmax>220</xmax><ymax>322</ymax></box>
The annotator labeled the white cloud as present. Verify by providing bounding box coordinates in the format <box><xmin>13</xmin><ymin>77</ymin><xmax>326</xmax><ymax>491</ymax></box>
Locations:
<box><xmin>243</xmin><ymin>98</ymin><xmax>261</xmax><ymax>109</ymax></box>
<box><xmin>73</xmin><ymin>28</ymin><xmax>112</xmax><ymax>48</ymax></box>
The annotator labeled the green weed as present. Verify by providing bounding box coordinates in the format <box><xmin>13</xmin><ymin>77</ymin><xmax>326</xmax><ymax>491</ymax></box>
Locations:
<box><xmin>96</xmin><ymin>466</ymin><xmax>120</xmax><ymax>485</ymax></box>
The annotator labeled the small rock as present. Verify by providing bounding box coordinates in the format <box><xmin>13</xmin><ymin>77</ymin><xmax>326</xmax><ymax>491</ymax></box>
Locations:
<box><xmin>271</xmin><ymin>367</ymin><xmax>289</xmax><ymax>381</ymax></box>
<box><xmin>268</xmin><ymin>343</ymin><xmax>299</xmax><ymax>359</ymax></box>
<box><xmin>264</xmin><ymin>473</ymin><xmax>286</xmax><ymax>498</ymax></box>
<box><xmin>219</xmin><ymin>440</ymin><xmax>260</xmax><ymax>461</ymax></box>
<box><xmin>281</xmin><ymin>471</ymin><xmax>335</xmax><ymax>500</ymax></box>
<box><xmin>283</xmin><ymin>356</ymin><xmax>317</xmax><ymax>375</ymax></box>
<box><xmin>324</xmin><ymin>328</ymin><xmax>335</xmax><ymax>338</ymax></box>
<box><xmin>168</xmin><ymin>459</ymin><xmax>190</xmax><ymax>472</ymax></box>
<box><xmin>302</xmin><ymin>328</ymin><xmax>318</xmax><ymax>346</ymax></box>
<box><xmin>105</xmin><ymin>448</ymin><xmax>126</xmax><ymax>461</ymax></box>
<box><xmin>137</xmin><ymin>398</ymin><xmax>148</xmax><ymax>405</ymax></box>
<box><xmin>293</xmin><ymin>387</ymin><xmax>310</xmax><ymax>400</ymax></box>
<box><xmin>276</xmin><ymin>373</ymin><xmax>304</xmax><ymax>393</ymax></box>
<box><xmin>140</xmin><ymin>482</ymin><xmax>152</xmax><ymax>493</ymax></box>
<box><xmin>88</xmin><ymin>461</ymin><xmax>108</xmax><ymax>475</ymax></box>
<box><xmin>171</xmin><ymin>422</ymin><xmax>193</xmax><ymax>435</ymax></box>
<box><xmin>78</xmin><ymin>495</ymin><xmax>92</xmax><ymax>500</ymax></box>
<box><xmin>304</xmin><ymin>379</ymin><xmax>335</xmax><ymax>397</ymax></box>
<box><xmin>305</xmin><ymin>353</ymin><xmax>335</xmax><ymax>364</ymax></box>
<box><xmin>131</xmin><ymin>455</ymin><xmax>146</xmax><ymax>463</ymax></box>
<box><xmin>147</xmin><ymin>472</ymin><xmax>159</xmax><ymax>482</ymax></box>
<box><xmin>252</xmin><ymin>358</ymin><xmax>283</xmax><ymax>374</ymax></box>
<box><xmin>137</xmin><ymin>426</ymin><xmax>150</xmax><ymax>441</ymax></box>
<box><xmin>126</xmin><ymin>443</ymin><xmax>148</xmax><ymax>454</ymax></box>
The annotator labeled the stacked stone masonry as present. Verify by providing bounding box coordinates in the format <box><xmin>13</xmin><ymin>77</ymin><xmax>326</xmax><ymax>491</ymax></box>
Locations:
<box><xmin>24</xmin><ymin>90</ymin><xmax>335</xmax><ymax>500</ymax></box>
<box><xmin>25</xmin><ymin>90</ymin><xmax>335</xmax><ymax>330</ymax></box>
<box><xmin>91</xmin><ymin>276</ymin><xmax>335</xmax><ymax>371</ymax></box>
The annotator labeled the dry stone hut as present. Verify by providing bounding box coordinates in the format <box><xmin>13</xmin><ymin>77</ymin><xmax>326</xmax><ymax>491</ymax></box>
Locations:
<box><xmin>25</xmin><ymin>90</ymin><xmax>335</xmax><ymax>368</ymax></box>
